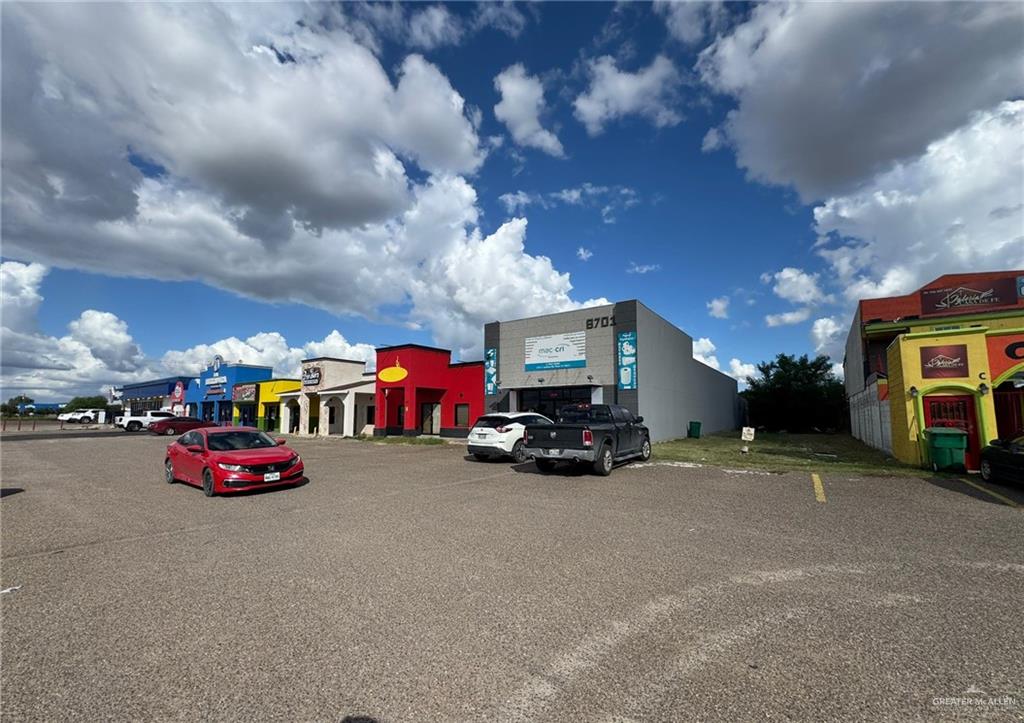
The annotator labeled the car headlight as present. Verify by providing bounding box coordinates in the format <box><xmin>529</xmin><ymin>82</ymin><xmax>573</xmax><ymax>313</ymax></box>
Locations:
<box><xmin>289</xmin><ymin>454</ymin><xmax>301</xmax><ymax>466</ymax></box>
<box><xmin>218</xmin><ymin>463</ymin><xmax>245</xmax><ymax>472</ymax></box>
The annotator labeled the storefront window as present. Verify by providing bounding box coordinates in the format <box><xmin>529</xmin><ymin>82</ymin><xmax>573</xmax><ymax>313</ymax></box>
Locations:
<box><xmin>519</xmin><ymin>386</ymin><xmax>593</xmax><ymax>419</ymax></box>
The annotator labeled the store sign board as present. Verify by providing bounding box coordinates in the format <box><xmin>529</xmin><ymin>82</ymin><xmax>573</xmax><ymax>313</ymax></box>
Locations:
<box><xmin>484</xmin><ymin>348</ymin><xmax>498</xmax><ymax>395</ymax></box>
<box><xmin>171</xmin><ymin>381</ymin><xmax>185</xmax><ymax>402</ymax></box>
<box><xmin>302</xmin><ymin>366</ymin><xmax>322</xmax><ymax>387</ymax></box>
<box><xmin>206</xmin><ymin>385</ymin><xmax>226</xmax><ymax>397</ymax></box>
<box><xmin>741</xmin><ymin>427</ymin><xmax>755</xmax><ymax>442</ymax></box>
<box><xmin>920</xmin><ymin>345</ymin><xmax>969</xmax><ymax>379</ymax></box>
<box><xmin>617</xmin><ymin>331</ymin><xmax>637</xmax><ymax>390</ymax></box>
<box><xmin>232</xmin><ymin>383</ymin><xmax>257</xmax><ymax>402</ymax></box>
<box><xmin>525</xmin><ymin>332</ymin><xmax>586</xmax><ymax>371</ymax></box>
<box><xmin>205</xmin><ymin>375</ymin><xmax>228</xmax><ymax>386</ymax></box>
<box><xmin>988</xmin><ymin>333</ymin><xmax>1024</xmax><ymax>382</ymax></box>
<box><xmin>921</xmin><ymin>278</ymin><xmax>1016</xmax><ymax>316</ymax></box>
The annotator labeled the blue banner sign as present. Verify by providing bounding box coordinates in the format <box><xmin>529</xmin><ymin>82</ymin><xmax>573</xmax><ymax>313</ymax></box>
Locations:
<box><xmin>617</xmin><ymin>331</ymin><xmax>637</xmax><ymax>390</ymax></box>
<box><xmin>485</xmin><ymin>348</ymin><xmax>498</xmax><ymax>395</ymax></box>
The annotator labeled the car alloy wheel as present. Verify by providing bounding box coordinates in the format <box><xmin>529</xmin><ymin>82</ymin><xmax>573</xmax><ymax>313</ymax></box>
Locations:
<box><xmin>980</xmin><ymin>460</ymin><xmax>992</xmax><ymax>481</ymax></box>
<box><xmin>202</xmin><ymin>469</ymin><xmax>215</xmax><ymax>497</ymax></box>
<box><xmin>640</xmin><ymin>438</ymin><xmax>651</xmax><ymax>461</ymax></box>
<box><xmin>165</xmin><ymin>428</ymin><xmax>176</xmax><ymax>436</ymax></box>
<box><xmin>164</xmin><ymin>459</ymin><xmax>175</xmax><ymax>484</ymax></box>
<box><xmin>80</xmin><ymin>417</ymin><xmax>91</xmax><ymax>425</ymax></box>
<box><xmin>594</xmin><ymin>445</ymin><xmax>613</xmax><ymax>476</ymax></box>
<box><xmin>512</xmin><ymin>439</ymin><xmax>526</xmax><ymax>464</ymax></box>
<box><xmin>127</xmin><ymin>421</ymin><xmax>141</xmax><ymax>432</ymax></box>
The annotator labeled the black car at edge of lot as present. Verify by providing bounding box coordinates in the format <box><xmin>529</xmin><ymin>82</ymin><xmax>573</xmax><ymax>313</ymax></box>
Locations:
<box><xmin>980</xmin><ymin>436</ymin><xmax>1024</xmax><ymax>484</ymax></box>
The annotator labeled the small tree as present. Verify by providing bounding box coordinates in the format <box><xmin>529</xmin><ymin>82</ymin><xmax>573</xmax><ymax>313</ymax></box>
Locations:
<box><xmin>742</xmin><ymin>354</ymin><xmax>846</xmax><ymax>432</ymax></box>
<box><xmin>64</xmin><ymin>395</ymin><xmax>109</xmax><ymax>411</ymax></box>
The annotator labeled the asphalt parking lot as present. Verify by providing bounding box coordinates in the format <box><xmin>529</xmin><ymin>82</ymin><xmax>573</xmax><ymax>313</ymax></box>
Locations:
<box><xmin>2</xmin><ymin>434</ymin><xmax>1022</xmax><ymax>721</ymax></box>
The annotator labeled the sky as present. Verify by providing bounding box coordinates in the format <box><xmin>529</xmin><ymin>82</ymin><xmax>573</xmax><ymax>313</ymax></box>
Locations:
<box><xmin>2</xmin><ymin>1</ymin><xmax>1022</xmax><ymax>401</ymax></box>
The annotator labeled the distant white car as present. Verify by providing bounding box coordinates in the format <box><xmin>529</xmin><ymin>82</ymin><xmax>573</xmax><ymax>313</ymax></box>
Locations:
<box><xmin>57</xmin><ymin>409</ymin><xmax>105</xmax><ymax>424</ymax></box>
<box><xmin>467</xmin><ymin>412</ymin><xmax>553</xmax><ymax>463</ymax></box>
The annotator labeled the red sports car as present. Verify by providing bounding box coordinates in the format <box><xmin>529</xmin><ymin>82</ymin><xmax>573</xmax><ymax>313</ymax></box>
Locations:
<box><xmin>148</xmin><ymin>416</ymin><xmax>218</xmax><ymax>436</ymax></box>
<box><xmin>164</xmin><ymin>427</ymin><xmax>304</xmax><ymax>497</ymax></box>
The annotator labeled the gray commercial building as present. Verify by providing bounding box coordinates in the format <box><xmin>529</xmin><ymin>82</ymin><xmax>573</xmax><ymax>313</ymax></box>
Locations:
<box><xmin>483</xmin><ymin>300</ymin><xmax>740</xmax><ymax>442</ymax></box>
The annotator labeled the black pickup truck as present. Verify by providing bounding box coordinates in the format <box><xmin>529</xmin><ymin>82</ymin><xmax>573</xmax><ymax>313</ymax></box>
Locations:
<box><xmin>523</xmin><ymin>403</ymin><xmax>651</xmax><ymax>476</ymax></box>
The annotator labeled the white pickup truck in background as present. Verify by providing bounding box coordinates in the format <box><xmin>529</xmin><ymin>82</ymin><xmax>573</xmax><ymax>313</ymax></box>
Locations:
<box><xmin>114</xmin><ymin>410</ymin><xmax>175</xmax><ymax>432</ymax></box>
<box><xmin>57</xmin><ymin>409</ymin><xmax>107</xmax><ymax>424</ymax></box>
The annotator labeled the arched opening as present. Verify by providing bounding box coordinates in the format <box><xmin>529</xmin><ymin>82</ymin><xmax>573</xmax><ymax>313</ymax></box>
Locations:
<box><xmin>323</xmin><ymin>396</ymin><xmax>344</xmax><ymax>435</ymax></box>
<box><xmin>994</xmin><ymin>365</ymin><xmax>1024</xmax><ymax>440</ymax></box>
<box><xmin>285</xmin><ymin>399</ymin><xmax>300</xmax><ymax>434</ymax></box>
<box><xmin>913</xmin><ymin>382</ymin><xmax>986</xmax><ymax>471</ymax></box>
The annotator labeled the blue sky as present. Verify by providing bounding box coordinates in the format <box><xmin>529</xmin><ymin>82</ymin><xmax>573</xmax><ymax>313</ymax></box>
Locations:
<box><xmin>2</xmin><ymin>2</ymin><xmax>1022</xmax><ymax>400</ymax></box>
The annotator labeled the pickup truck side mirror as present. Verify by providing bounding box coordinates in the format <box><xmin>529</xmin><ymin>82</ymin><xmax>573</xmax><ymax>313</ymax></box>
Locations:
<box><xmin>634</xmin><ymin>416</ymin><xmax>644</xmax><ymax>424</ymax></box>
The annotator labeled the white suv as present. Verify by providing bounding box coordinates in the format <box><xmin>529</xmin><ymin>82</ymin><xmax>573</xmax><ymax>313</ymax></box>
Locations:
<box><xmin>467</xmin><ymin>412</ymin><xmax>553</xmax><ymax>463</ymax></box>
<box><xmin>57</xmin><ymin>409</ymin><xmax>105</xmax><ymax>424</ymax></box>
<box><xmin>115</xmin><ymin>410</ymin><xmax>175</xmax><ymax>432</ymax></box>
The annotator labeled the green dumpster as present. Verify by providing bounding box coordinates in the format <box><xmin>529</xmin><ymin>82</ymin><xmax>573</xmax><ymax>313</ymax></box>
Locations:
<box><xmin>688</xmin><ymin>420</ymin><xmax>702</xmax><ymax>439</ymax></box>
<box><xmin>924</xmin><ymin>427</ymin><xmax>967</xmax><ymax>471</ymax></box>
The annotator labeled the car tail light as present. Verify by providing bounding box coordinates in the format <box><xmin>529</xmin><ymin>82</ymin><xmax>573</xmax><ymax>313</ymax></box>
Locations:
<box><xmin>496</xmin><ymin>426</ymin><xmax>511</xmax><ymax>433</ymax></box>
<box><xmin>582</xmin><ymin>429</ymin><xmax>593</xmax><ymax>447</ymax></box>
<box><xmin>523</xmin><ymin>428</ymin><xmax>530</xmax><ymax>443</ymax></box>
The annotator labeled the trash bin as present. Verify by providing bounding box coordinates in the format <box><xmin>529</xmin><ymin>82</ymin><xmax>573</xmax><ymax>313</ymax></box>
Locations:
<box><xmin>924</xmin><ymin>427</ymin><xmax>967</xmax><ymax>471</ymax></box>
<box><xmin>688</xmin><ymin>420</ymin><xmax>702</xmax><ymax>439</ymax></box>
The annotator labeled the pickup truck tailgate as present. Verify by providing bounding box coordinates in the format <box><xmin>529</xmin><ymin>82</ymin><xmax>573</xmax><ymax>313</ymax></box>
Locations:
<box><xmin>525</xmin><ymin>424</ymin><xmax>587</xmax><ymax>449</ymax></box>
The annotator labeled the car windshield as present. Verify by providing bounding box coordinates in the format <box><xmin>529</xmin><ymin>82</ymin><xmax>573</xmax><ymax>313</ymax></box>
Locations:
<box><xmin>207</xmin><ymin>431</ymin><xmax>279</xmax><ymax>451</ymax></box>
<box><xmin>474</xmin><ymin>415</ymin><xmax>511</xmax><ymax>428</ymax></box>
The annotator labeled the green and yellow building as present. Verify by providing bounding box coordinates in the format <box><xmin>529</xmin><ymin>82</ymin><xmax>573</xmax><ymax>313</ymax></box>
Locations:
<box><xmin>845</xmin><ymin>271</ymin><xmax>1024</xmax><ymax>471</ymax></box>
<box><xmin>230</xmin><ymin>378</ymin><xmax>301</xmax><ymax>431</ymax></box>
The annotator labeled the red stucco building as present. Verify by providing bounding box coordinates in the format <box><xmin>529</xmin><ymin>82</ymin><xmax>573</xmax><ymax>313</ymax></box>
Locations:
<box><xmin>374</xmin><ymin>344</ymin><xmax>484</xmax><ymax>437</ymax></box>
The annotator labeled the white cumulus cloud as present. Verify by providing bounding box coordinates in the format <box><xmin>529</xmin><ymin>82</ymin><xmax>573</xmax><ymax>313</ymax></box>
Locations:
<box><xmin>706</xmin><ymin>295</ymin><xmax>729</xmax><ymax>319</ymax></box>
<box><xmin>574</xmin><ymin>55</ymin><xmax>682</xmax><ymax>136</ymax></box>
<box><xmin>810</xmin><ymin>316</ymin><xmax>845</xmax><ymax>361</ymax></box>
<box><xmin>698</xmin><ymin>2</ymin><xmax>1024</xmax><ymax>200</ymax></box>
<box><xmin>1</xmin><ymin>4</ymin><xmax>600</xmax><ymax>361</ymax></box>
<box><xmin>494</xmin><ymin>64</ymin><xmax>564</xmax><ymax>157</ymax></box>
<box><xmin>762</xmin><ymin>267</ymin><xmax>832</xmax><ymax>304</ymax></box>
<box><xmin>815</xmin><ymin>101</ymin><xmax>1024</xmax><ymax>302</ymax></box>
<box><xmin>765</xmin><ymin>308</ymin><xmax>812</xmax><ymax>327</ymax></box>
<box><xmin>654</xmin><ymin>0</ymin><xmax>727</xmax><ymax>45</ymax></box>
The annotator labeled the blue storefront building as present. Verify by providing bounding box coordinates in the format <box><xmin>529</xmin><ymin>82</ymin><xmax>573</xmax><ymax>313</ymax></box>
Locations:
<box><xmin>121</xmin><ymin>376</ymin><xmax>193</xmax><ymax>415</ymax></box>
<box><xmin>184</xmin><ymin>357</ymin><xmax>273</xmax><ymax>425</ymax></box>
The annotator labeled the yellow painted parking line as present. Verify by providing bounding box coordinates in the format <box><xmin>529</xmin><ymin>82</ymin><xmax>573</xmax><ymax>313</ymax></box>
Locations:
<box><xmin>812</xmin><ymin>473</ymin><xmax>826</xmax><ymax>504</ymax></box>
<box><xmin>960</xmin><ymin>478</ymin><xmax>1019</xmax><ymax>508</ymax></box>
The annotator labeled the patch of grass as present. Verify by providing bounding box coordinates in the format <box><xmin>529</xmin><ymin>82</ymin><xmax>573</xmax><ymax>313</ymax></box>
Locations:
<box><xmin>354</xmin><ymin>434</ymin><xmax>445</xmax><ymax>446</ymax></box>
<box><xmin>654</xmin><ymin>431</ymin><xmax>928</xmax><ymax>478</ymax></box>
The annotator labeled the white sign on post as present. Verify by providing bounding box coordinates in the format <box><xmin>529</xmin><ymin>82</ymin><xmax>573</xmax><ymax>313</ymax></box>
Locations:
<box><xmin>741</xmin><ymin>427</ymin><xmax>755</xmax><ymax>442</ymax></box>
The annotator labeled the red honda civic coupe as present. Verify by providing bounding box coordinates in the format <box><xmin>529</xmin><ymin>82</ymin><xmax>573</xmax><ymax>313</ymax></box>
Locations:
<box><xmin>164</xmin><ymin>427</ymin><xmax>304</xmax><ymax>497</ymax></box>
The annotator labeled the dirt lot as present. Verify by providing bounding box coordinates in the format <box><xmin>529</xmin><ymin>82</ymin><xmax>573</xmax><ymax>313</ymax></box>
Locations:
<box><xmin>2</xmin><ymin>434</ymin><xmax>1022</xmax><ymax>721</ymax></box>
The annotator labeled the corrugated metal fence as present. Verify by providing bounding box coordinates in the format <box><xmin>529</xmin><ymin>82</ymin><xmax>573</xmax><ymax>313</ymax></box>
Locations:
<box><xmin>850</xmin><ymin>380</ymin><xmax>892</xmax><ymax>454</ymax></box>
